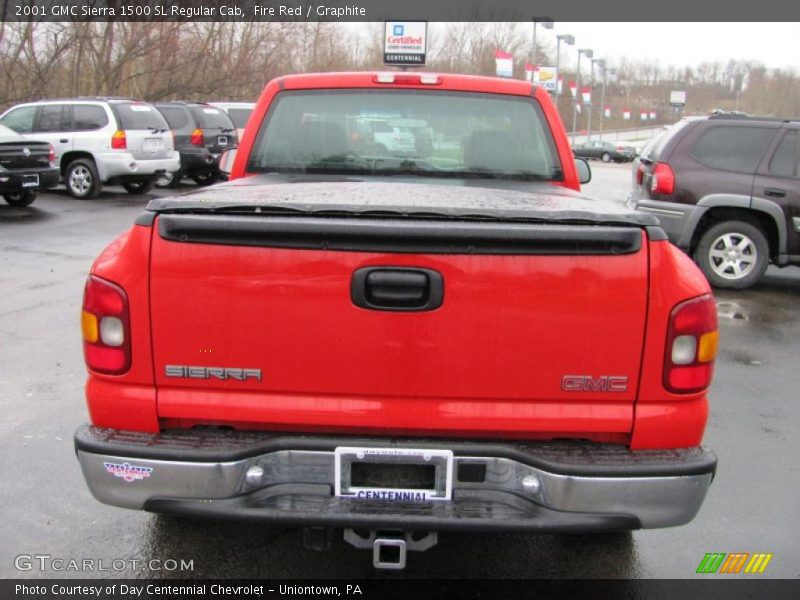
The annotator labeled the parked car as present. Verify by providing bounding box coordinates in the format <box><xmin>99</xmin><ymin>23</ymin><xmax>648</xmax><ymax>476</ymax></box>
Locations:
<box><xmin>0</xmin><ymin>98</ymin><xmax>179</xmax><ymax>198</ymax></box>
<box><xmin>0</xmin><ymin>124</ymin><xmax>59</xmax><ymax>206</ymax></box>
<box><xmin>625</xmin><ymin>140</ymin><xmax>650</xmax><ymax>156</ymax></box>
<box><xmin>209</xmin><ymin>101</ymin><xmax>255</xmax><ymax>140</ymax></box>
<box><xmin>628</xmin><ymin>113</ymin><xmax>800</xmax><ymax>289</ymax></box>
<box><xmin>76</xmin><ymin>72</ymin><xmax>717</xmax><ymax>571</ymax></box>
<box><xmin>573</xmin><ymin>140</ymin><xmax>636</xmax><ymax>162</ymax></box>
<box><xmin>153</xmin><ymin>102</ymin><xmax>238</xmax><ymax>187</ymax></box>
<box><xmin>357</xmin><ymin>117</ymin><xmax>417</xmax><ymax>156</ymax></box>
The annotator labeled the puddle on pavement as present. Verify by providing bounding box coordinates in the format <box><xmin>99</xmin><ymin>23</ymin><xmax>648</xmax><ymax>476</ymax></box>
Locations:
<box><xmin>716</xmin><ymin>301</ymin><xmax>750</xmax><ymax>321</ymax></box>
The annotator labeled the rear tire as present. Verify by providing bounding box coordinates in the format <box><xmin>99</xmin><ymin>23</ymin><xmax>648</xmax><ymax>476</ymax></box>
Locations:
<box><xmin>601</xmin><ymin>152</ymin><xmax>611</xmax><ymax>162</ymax></box>
<box><xmin>191</xmin><ymin>170</ymin><xmax>220</xmax><ymax>186</ymax></box>
<box><xmin>122</xmin><ymin>179</ymin><xmax>154</xmax><ymax>195</ymax></box>
<box><xmin>694</xmin><ymin>220</ymin><xmax>770</xmax><ymax>289</ymax></box>
<box><xmin>155</xmin><ymin>170</ymin><xmax>182</xmax><ymax>188</ymax></box>
<box><xmin>3</xmin><ymin>190</ymin><xmax>37</xmax><ymax>206</ymax></box>
<box><xmin>65</xmin><ymin>159</ymin><xmax>102</xmax><ymax>199</ymax></box>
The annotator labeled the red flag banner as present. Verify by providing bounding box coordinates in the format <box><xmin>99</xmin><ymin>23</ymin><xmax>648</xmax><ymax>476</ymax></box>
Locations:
<box><xmin>495</xmin><ymin>50</ymin><xmax>513</xmax><ymax>78</ymax></box>
<box><xmin>524</xmin><ymin>63</ymin><xmax>535</xmax><ymax>82</ymax></box>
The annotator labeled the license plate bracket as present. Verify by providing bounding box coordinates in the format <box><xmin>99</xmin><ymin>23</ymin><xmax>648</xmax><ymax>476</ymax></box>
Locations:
<box><xmin>21</xmin><ymin>174</ymin><xmax>39</xmax><ymax>188</ymax></box>
<box><xmin>335</xmin><ymin>447</ymin><xmax>453</xmax><ymax>502</ymax></box>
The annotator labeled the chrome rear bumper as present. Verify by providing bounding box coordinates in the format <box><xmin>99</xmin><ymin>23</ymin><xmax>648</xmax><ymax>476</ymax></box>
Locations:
<box><xmin>75</xmin><ymin>425</ymin><xmax>715</xmax><ymax>531</ymax></box>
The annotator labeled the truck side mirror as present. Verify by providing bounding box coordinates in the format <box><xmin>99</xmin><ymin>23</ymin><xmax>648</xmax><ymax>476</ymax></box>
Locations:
<box><xmin>575</xmin><ymin>158</ymin><xmax>591</xmax><ymax>184</ymax></box>
<box><xmin>219</xmin><ymin>148</ymin><xmax>238</xmax><ymax>177</ymax></box>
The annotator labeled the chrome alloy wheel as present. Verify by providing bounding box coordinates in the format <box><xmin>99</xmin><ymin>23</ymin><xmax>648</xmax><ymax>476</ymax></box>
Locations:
<box><xmin>708</xmin><ymin>232</ymin><xmax>757</xmax><ymax>280</ymax></box>
<box><xmin>155</xmin><ymin>171</ymin><xmax>174</xmax><ymax>187</ymax></box>
<box><xmin>69</xmin><ymin>165</ymin><xmax>93</xmax><ymax>196</ymax></box>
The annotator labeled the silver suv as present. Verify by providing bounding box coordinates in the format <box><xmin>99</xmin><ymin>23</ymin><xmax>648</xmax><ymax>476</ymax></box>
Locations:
<box><xmin>0</xmin><ymin>98</ymin><xmax>180</xmax><ymax>198</ymax></box>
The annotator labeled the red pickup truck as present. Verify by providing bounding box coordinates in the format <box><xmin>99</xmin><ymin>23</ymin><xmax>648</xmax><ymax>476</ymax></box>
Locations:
<box><xmin>75</xmin><ymin>72</ymin><xmax>717</xmax><ymax>569</ymax></box>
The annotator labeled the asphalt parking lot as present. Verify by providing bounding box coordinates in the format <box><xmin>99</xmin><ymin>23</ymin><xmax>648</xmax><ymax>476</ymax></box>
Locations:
<box><xmin>1</xmin><ymin>162</ymin><xmax>799</xmax><ymax>579</ymax></box>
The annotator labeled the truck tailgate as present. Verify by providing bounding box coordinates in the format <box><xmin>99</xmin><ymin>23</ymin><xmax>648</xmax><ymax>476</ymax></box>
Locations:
<box><xmin>149</xmin><ymin>214</ymin><xmax>649</xmax><ymax>439</ymax></box>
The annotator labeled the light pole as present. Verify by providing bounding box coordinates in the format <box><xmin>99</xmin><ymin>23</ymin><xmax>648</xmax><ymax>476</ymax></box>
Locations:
<box><xmin>587</xmin><ymin>58</ymin><xmax>604</xmax><ymax>141</ymax></box>
<box><xmin>531</xmin><ymin>19</ymin><xmax>553</xmax><ymax>77</ymax></box>
<box><xmin>555</xmin><ymin>34</ymin><xmax>574</xmax><ymax>114</ymax></box>
<box><xmin>599</xmin><ymin>67</ymin><xmax>615</xmax><ymax>141</ymax></box>
<box><xmin>571</xmin><ymin>48</ymin><xmax>592</xmax><ymax>144</ymax></box>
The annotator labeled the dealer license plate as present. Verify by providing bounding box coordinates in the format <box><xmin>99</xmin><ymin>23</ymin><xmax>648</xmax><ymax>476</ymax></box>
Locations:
<box><xmin>334</xmin><ymin>447</ymin><xmax>453</xmax><ymax>501</ymax></box>
<box><xmin>144</xmin><ymin>138</ymin><xmax>163</xmax><ymax>152</ymax></box>
<box><xmin>21</xmin><ymin>174</ymin><xmax>39</xmax><ymax>188</ymax></box>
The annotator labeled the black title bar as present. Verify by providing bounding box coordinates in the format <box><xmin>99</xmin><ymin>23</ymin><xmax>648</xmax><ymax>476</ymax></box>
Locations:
<box><xmin>2</xmin><ymin>0</ymin><xmax>800</xmax><ymax>22</ymax></box>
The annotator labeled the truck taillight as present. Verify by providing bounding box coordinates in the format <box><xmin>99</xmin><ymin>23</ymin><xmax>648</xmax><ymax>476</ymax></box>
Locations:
<box><xmin>48</xmin><ymin>143</ymin><xmax>56</xmax><ymax>167</ymax></box>
<box><xmin>651</xmin><ymin>162</ymin><xmax>675</xmax><ymax>195</ymax></box>
<box><xmin>111</xmin><ymin>130</ymin><xmax>127</xmax><ymax>150</ymax></box>
<box><xmin>81</xmin><ymin>275</ymin><xmax>131</xmax><ymax>375</ymax></box>
<box><xmin>190</xmin><ymin>128</ymin><xmax>204</xmax><ymax>146</ymax></box>
<box><xmin>664</xmin><ymin>295</ymin><xmax>718</xmax><ymax>394</ymax></box>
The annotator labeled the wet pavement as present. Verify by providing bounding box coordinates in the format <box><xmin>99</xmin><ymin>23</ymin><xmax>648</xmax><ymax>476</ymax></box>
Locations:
<box><xmin>1</xmin><ymin>166</ymin><xmax>798</xmax><ymax>579</ymax></box>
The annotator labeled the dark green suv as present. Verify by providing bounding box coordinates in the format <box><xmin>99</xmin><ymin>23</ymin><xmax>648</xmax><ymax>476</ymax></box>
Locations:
<box><xmin>628</xmin><ymin>114</ymin><xmax>800</xmax><ymax>289</ymax></box>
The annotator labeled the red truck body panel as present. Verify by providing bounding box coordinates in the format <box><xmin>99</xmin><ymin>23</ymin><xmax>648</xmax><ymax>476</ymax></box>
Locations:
<box><xmin>630</xmin><ymin>239</ymin><xmax>713</xmax><ymax>449</ymax></box>
<box><xmin>84</xmin><ymin>225</ymin><xmax>159</xmax><ymax>432</ymax></box>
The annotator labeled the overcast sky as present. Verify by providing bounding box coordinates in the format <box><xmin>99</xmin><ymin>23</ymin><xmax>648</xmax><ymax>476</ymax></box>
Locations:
<box><xmin>553</xmin><ymin>23</ymin><xmax>800</xmax><ymax>70</ymax></box>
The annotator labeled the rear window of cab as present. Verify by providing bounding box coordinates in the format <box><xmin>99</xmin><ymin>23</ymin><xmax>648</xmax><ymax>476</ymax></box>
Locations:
<box><xmin>246</xmin><ymin>89</ymin><xmax>562</xmax><ymax>182</ymax></box>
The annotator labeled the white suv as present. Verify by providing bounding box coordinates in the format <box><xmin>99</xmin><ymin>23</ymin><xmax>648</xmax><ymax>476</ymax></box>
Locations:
<box><xmin>0</xmin><ymin>98</ymin><xmax>180</xmax><ymax>198</ymax></box>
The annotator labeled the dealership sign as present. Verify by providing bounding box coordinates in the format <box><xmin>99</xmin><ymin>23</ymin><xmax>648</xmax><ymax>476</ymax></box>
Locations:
<box><xmin>534</xmin><ymin>66</ymin><xmax>558</xmax><ymax>92</ymax></box>
<box><xmin>670</xmin><ymin>90</ymin><xmax>687</xmax><ymax>106</ymax></box>
<box><xmin>384</xmin><ymin>21</ymin><xmax>427</xmax><ymax>66</ymax></box>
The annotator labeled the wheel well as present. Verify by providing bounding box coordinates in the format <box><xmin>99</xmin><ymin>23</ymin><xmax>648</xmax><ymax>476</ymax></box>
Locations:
<box><xmin>690</xmin><ymin>207</ymin><xmax>779</xmax><ymax>260</ymax></box>
<box><xmin>60</xmin><ymin>151</ymin><xmax>96</xmax><ymax>175</ymax></box>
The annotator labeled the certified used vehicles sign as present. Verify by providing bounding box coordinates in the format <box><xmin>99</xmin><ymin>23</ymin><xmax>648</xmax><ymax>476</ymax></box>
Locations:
<box><xmin>384</xmin><ymin>21</ymin><xmax>427</xmax><ymax>66</ymax></box>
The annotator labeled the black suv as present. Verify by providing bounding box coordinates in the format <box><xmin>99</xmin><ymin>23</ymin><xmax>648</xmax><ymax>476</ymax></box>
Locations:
<box><xmin>153</xmin><ymin>102</ymin><xmax>238</xmax><ymax>187</ymax></box>
<box><xmin>628</xmin><ymin>114</ymin><xmax>800</xmax><ymax>289</ymax></box>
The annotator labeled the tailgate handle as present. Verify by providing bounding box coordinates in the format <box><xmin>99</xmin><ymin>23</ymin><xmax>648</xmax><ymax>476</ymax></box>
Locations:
<box><xmin>352</xmin><ymin>267</ymin><xmax>444</xmax><ymax>312</ymax></box>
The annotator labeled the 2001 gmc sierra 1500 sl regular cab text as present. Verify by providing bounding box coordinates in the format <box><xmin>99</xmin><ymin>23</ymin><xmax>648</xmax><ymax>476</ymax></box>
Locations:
<box><xmin>75</xmin><ymin>72</ymin><xmax>718</xmax><ymax>570</ymax></box>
